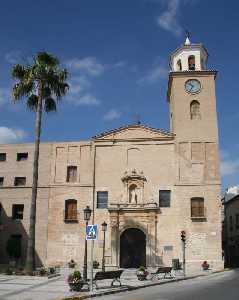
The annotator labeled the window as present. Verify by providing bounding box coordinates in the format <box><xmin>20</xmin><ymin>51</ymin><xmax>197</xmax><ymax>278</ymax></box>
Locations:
<box><xmin>190</xmin><ymin>100</ymin><xmax>201</xmax><ymax>120</ymax></box>
<box><xmin>12</xmin><ymin>204</ymin><xmax>24</xmax><ymax>220</ymax></box>
<box><xmin>65</xmin><ymin>199</ymin><xmax>78</xmax><ymax>222</ymax></box>
<box><xmin>0</xmin><ymin>177</ymin><xmax>3</xmax><ymax>186</ymax></box>
<box><xmin>188</xmin><ymin>55</ymin><xmax>195</xmax><ymax>70</ymax></box>
<box><xmin>66</xmin><ymin>166</ymin><xmax>77</xmax><ymax>183</ymax></box>
<box><xmin>236</xmin><ymin>214</ymin><xmax>239</xmax><ymax>229</ymax></box>
<box><xmin>17</xmin><ymin>153</ymin><xmax>28</xmax><ymax>161</ymax></box>
<box><xmin>14</xmin><ymin>177</ymin><xmax>26</xmax><ymax>186</ymax></box>
<box><xmin>191</xmin><ymin>197</ymin><xmax>205</xmax><ymax>218</ymax></box>
<box><xmin>97</xmin><ymin>191</ymin><xmax>108</xmax><ymax>209</ymax></box>
<box><xmin>159</xmin><ymin>190</ymin><xmax>171</xmax><ymax>207</ymax></box>
<box><xmin>177</xmin><ymin>59</ymin><xmax>182</xmax><ymax>71</ymax></box>
<box><xmin>0</xmin><ymin>153</ymin><xmax>6</xmax><ymax>162</ymax></box>
<box><xmin>229</xmin><ymin>216</ymin><xmax>233</xmax><ymax>231</ymax></box>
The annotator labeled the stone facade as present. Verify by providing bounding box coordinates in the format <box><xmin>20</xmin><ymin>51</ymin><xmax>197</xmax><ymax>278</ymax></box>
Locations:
<box><xmin>0</xmin><ymin>38</ymin><xmax>223</xmax><ymax>273</ymax></box>
<box><xmin>223</xmin><ymin>195</ymin><xmax>239</xmax><ymax>267</ymax></box>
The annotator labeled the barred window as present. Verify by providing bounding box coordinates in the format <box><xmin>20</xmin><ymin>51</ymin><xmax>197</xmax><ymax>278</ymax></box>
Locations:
<box><xmin>0</xmin><ymin>177</ymin><xmax>3</xmax><ymax>186</ymax></box>
<box><xmin>66</xmin><ymin>166</ymin><xmax>77</xmax><ymax>183</ymax></box>
<box><xmin>236</xmin><ymin>214</ymin><xmax>239</xmax><ymax>229</ymax></box>
<box><xmin>0</xmin><ymin>153</ymin><xmax>6</xmax><ymax>162</ymax></box>
<box><xmin>159</xmin><ymin>190</ymin><xmax>171</xmax><ymax>207</ymax></box>
<box><xmin>12</xmin><ymin>204</ymin><xmax>24</xmax><ymax>220</ymax></box>
<box><xmin>191</xmin><ymin>197</ymin><xmax>205</xmax><ymax>218</ymax></box>
<box><xmin>97</xmin><ymin>191</ymin><xmax>108</xmax><ymax>209</ymax></box>
<box><xmin>65</xmin><ymin>199</ymin><xmax>77</xmax><ymax>221</ymax></box>
<box><xmin>17</xmin><ymin>153</ymin><xmax>28</xmax><ymax>161</ymax></box>
<box><xmin>229</xmin><ymin>216</ymin><xmax>233</xmax><ymax>231</ymax></box>
<box><xmin>14</xmin><ymin>177</ymin><xmax>26</xmax><ymax>186</ymax></box>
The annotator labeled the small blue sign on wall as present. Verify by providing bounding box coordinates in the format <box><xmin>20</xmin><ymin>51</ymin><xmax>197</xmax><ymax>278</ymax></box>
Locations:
<box><xmin>86</xmin><ymin>224</ymin><xmax>98</xmax><ymax>240</ymax></box>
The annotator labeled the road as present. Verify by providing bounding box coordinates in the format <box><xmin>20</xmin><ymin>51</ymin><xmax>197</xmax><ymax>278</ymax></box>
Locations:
<box><xmin>94</xmin><ymin>269</ymin><xmax>239</xmax><ymax>300</ymax></box>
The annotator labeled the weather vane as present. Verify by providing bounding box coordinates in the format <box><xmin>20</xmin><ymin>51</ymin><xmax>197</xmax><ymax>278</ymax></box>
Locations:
<box><xmin>132</xmin><ymin>113</ymin><xmax>141</xmax><ymax>125</ymax></box>
<box><xmin>185</xmin><ymin>29</ymin><xmax>190</xmax><ymax>39</ymax></box>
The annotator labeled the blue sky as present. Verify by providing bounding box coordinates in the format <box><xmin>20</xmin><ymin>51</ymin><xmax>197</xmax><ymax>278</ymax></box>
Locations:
<box><xmin>0</xmin><ymin>0</ymin><xmax>238</xmax><ymax>191</ymax></box>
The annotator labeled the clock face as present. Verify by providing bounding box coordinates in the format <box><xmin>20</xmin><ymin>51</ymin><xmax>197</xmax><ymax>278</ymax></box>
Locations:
<box><xmin>185</xmin><ymin>79</ymin><xmax>201</xmax><ymax>94</ymax></box>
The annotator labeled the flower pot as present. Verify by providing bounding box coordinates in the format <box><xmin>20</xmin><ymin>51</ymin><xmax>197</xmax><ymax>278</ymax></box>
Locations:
<box><xmin>68</xmin><ymin>281</ymin><xmax>84</xmax><ymax>291</ymax></box>
<box><xmin>137</xmin><ymin>273</ymin><xmax>147</xmax><ymax>281</ymax></box>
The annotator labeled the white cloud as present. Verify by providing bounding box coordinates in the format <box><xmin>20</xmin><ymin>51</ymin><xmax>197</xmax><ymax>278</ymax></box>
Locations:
<box><xmin>66</xmin><ymin>76</ymin><xmax>100</xmax><ymax>106</ymax></box>
<box><xmin>112</xmin><ymin>61</ymin><xmax>127</xmax><ymax>68</ymax></box>
<box><xmin>157</xmin><ymin>0</ymin><xmax>183</xmax><ymax>36</ymax></box>
<box><xmin>220</xmin><ymin>150</ymin><xmax>239</xmax><ymax>176</ymax></box>
<box><xmin>5</xmin><ymin>50</ymin><xmax>22</xmax><ymax>64</ymax></box>
<box><xmin>138</xmin><ymin>59</ymin><xmax>168</xmax><ymax>84</ymax></box>
<box><xmin>0</xmin><ymin>127</ymin><xmax>27</xmax><ymax>144</ymax></box>
<box><xmin>221</xmin><ymin>159</ymin><xmax>239</xmax><ymax>177</ymax></box>
<box><xmin>69</xmin><ymin>76</ymin><xmax>90</xmax><ymax>94</ymax></box>
<box><xmin>103</xmin><ymin>109</ymin><xmax>121</xmax><ymax>121</ymax></box>
<box><xmin>0</xmin><ymin>87</ymin><xmax>11</xmax><ymax>106</ymax></box>
<box><xmin>66</xmin><ymin>57</ymin><xmax>105</xmax><ymax>76</ymax></box>
<box><xmin>68</xmin><ymin>94</ymin><xmax>101</xmax><ymax>106</ymax></box>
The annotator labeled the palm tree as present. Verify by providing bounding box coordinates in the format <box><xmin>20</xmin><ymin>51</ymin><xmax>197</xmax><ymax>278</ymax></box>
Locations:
<box><xmin>12</xmin><ymin>52</ymin><xmax>69</xmax><ymax>272</ymax></box>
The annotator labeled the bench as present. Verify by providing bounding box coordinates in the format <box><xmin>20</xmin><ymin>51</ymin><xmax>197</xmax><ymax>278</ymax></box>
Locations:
<box><xmin>93</xmin><ymin>270</ymin><xmax>124</xmax><ymax>289</ymax></box>
<box><xmin>151</xmin><ymin>266</ymin><xmax>173</xmax><ymax>279</ymax></box>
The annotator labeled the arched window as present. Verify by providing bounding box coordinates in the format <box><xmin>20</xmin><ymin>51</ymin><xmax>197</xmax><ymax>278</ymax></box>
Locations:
<box><xmin>177</xmin><ymin>59</ymin><xmax>182</xmax><ymax>71</ymax></box>
<box><xmin>188</xmin><ymin>55</ymin><xmax>195</xmax><ymax>70</ymax></box>
<box><xmin>190</xmin><ymin>100</ymin><xmax>201</xmax><ymax>120</ymax></box>
<box><xmin>65</xmin><ymin>199</ymin><xmax>77</xmax><ymax>221</ymax></box>
<box><xmin>66</xmin><ymin>166</ymin><xmax>77</xmax><ymax>182</ymax></box>
<box><xmin>129</xmin><ymin>184</ymin><xmax>138</xmax><ymax>204</ymax></box>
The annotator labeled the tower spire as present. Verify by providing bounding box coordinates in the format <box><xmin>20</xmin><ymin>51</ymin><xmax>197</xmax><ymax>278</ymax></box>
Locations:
<box><xmin>184</xmin><ymin>30</ymin><xmax>191</xmax><ymax>46</ymax></box>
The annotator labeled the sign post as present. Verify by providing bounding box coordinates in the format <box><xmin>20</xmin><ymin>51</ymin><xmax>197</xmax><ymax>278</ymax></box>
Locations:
<box><xmin>181</xmin><ymin>230</ymin><xmax>186</xmax><ymax>277</ymax></box>
<box><xmin>86</xmin><ymin>225</ymin><xmax>98</xmax><ymax>292</ymax></box>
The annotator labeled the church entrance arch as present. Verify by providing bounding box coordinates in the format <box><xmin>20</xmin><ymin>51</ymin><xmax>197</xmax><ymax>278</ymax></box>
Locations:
<box><xmin>120</xmin><ymin>228</ymin><xmax>146</xmax><ymax>268</ymax></box>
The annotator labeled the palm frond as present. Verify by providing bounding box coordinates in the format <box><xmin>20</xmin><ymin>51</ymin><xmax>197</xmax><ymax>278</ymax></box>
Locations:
<box><xmin>44</xmin><ymin>97</ymin><xmax>57</xmax><ymax>113</ymax></box>
<box><xmin>12</xmin><ymin>64</ymin><xmax>28</xmax><ymax>80</ymax></box>
<box><xmin>36</xmin><ymin>52</ymin><xmax>59</xmax><ymax>67</ymax></box>
<box><xmin>27</xmin><ymin>94</ymin><xmax>38</xmax><ymax>111</ymax></box>
<box><xmin>12</xmin><ymin>81</ymin><xmax>34</xmax><ymax>101</ymax></box>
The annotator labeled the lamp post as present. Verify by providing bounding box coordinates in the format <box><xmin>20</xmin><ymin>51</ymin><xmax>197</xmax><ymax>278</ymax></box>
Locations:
<box><xmin>101</xmin><ymin>221</ymin><xmax>107</xmax><ymax>272</ymax></box>
<box><xmin>83</xmin><ymin>206</ymin><xmax>92</xmax><ymax>281</ymax></box>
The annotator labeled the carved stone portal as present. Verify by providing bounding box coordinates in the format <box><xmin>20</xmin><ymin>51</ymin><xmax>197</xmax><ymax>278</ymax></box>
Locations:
<box><xmin>121</xmin><ymin>169</ymin><xmax>146</xmax><ymax>204</ymax></box>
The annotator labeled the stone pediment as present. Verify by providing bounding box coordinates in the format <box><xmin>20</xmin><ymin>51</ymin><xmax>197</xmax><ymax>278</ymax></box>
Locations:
<box><xmin>93</xmin><ymin>124</ymin><xmax>174</xmax><ymax>141</ymax></box>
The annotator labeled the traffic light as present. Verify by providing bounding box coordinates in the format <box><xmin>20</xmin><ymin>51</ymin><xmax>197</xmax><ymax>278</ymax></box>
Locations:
<box><xmin>181</xmin><ymin>230</ymin><xmax>186</xmax><ymax>242</ymax></box>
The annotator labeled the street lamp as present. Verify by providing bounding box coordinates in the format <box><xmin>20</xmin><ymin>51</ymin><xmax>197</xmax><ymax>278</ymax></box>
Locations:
<box><xmin>101</xmin><ymin>221</ymin><xmax>107</xmax><ymax>272</ymax></box>
<box><xmin>83</xmin><ymin>206</ymin><xmax>92</xmax><ymax>281</ymax></box>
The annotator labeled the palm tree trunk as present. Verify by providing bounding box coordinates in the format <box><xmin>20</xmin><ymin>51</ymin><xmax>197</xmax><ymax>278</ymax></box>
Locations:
<box><xmin>25</xmin><ymin>86</ymin><xmax>43</xmax><ymax>273</ymax></box>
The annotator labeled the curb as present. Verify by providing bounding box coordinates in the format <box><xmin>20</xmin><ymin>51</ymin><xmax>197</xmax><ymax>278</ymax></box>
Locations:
<box><xmin>60</xmin><ymin>269</ymin><xmax>231</xmax><ymax>300</ymax></box>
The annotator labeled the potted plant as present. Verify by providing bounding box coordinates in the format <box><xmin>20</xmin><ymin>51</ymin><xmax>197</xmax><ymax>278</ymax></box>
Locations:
<box><xmin>67</xmin><ymin>270</ymin><xmax>84</xmax><ymax>291</ymax></box>
<box><xmin>136</xmin><ymin>266</ymin><xmax>148</xmax><ymax>281</ymax></box>
<box><xmin>68</xmin><ymin>259</ymin><xmax>76</xmax><ymax>268</ymax></box>
<box><xmin>93</xmin><ymin>260</ymin><xmax>100</xmax><ymax>269</ymax></box>
<box><xmin>202</xmin><ymin>261</ymin><xmax>210</xmax><ymax>270</ymax></box>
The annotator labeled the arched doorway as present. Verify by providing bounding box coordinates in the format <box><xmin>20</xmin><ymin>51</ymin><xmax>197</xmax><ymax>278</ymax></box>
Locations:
<box><xmin>120</xmin><ymin>228</ymin><xmax>146</xmax><ymax>268</ymax></box>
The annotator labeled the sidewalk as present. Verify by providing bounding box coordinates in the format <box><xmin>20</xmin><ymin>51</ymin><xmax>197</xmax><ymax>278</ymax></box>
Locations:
<box><xmin>62</xmin><ymin>268</ymin><xmax>216</xmax><ymax>300</ymax></box>
<box><xmin>0</xmin><ymin>268</ymin><xmax>223</xmax><ymax>300</ymax></box>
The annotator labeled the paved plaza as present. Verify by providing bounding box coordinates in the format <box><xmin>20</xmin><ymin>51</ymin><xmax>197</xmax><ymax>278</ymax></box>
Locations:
<box><xmin>0</xmin><ymin>268</ymin><xmax>217</xmax><ymax>300</ymax></box>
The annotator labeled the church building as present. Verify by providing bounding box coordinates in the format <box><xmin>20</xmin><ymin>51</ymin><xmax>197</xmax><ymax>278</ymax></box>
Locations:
<box><xmin>0</xmin><ymin>37</ymin><xmax>223</xmax><ymax>273</ymax></box>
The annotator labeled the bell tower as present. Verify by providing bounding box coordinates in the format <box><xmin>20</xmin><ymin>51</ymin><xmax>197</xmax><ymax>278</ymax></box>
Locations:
<box><xmin>167</xmin><ymin>35</ymin><xmax>219</xmax><ymax>144</ymax></box>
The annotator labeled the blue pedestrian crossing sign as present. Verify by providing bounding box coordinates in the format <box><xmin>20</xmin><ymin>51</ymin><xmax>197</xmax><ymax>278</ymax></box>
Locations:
<box><xmin>86</xmin><ymin>224</ymin><xmax>98</xmax><ymax>240</ymax></box>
